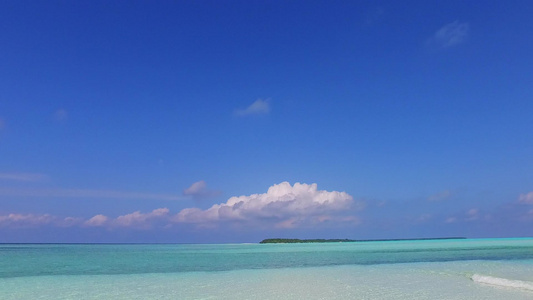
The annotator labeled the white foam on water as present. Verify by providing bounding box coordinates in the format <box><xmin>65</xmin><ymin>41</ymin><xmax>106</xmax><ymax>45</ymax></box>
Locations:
<box><xmin>472</xmin><ymin>274</ymin><xmax>533</xmax><ymax>291</ymax></box>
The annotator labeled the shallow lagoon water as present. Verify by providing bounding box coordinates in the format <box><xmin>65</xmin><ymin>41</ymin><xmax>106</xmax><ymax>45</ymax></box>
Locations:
<box><xmin>1</xmin><ymin>239</ymin><xmax>532</xmax><ymax>299</ymax></box>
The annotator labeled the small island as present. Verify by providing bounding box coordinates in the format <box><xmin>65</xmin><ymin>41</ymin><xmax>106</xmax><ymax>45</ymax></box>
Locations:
<box><xmin>259</xmin><ymin>237</ymin><xmax>466</xmax><ymax>244</ymax></box>
<box><xmin>260</xmin><ymin>238</ymin><xmax>356</xmax><ymax>244</ymax></box>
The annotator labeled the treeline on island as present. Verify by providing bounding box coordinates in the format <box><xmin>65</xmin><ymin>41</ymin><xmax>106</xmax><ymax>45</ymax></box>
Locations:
<box><xmin>259</xmin><ymin>237</ymin><xmax>466</xmax><ymax>244</ymax></box>
<box><xmin>260</xmin><ymin>238</ymin><xmax>355</xmax><ymax>244</ymax></box>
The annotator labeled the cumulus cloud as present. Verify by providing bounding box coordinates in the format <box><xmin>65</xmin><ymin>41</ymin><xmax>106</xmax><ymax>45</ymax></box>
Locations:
<box><xmin>114</xmin><ymin>208</ymin><xmax>169</xmax><ymax>228</ymax></box>
<box><xmin>84</xmin><ymin>209</ymin><xmax>170</xmax><ymax>229</ymax></box>
<box><xmin>428</xmin><ymin>21</ymin><xmax>470</xmax><ymax>48</ymax></box>
<box><xmin>84</xmin><ymin>214</ymin><xmax>109</xmax><ymax>227</ymax></box>
<box><xmin>0</xmin><ymin>183</ymin><xmax>361</xmax><ymax>230</ymax></box>
<box><xmin>0</xmin><ymin>213</ymin><xmax>83</xmax><ymax>228</ymax></box>
<box><xmin>519</xmin><ymin>192</ymin><xmax>533</xmax><ymax>204</ymax></box>
<box><xmin>59</xmin><ymin>217</ymin><xmax>83</xmax><ymax>227</ymax></box>
<box><xmin>183</xmin><ymin>181</ymin><xmax>207</xmax><ymax>195</ymax></box>
<box><xmin>234</xmin><ymin>99</ymin><xmax>270</xmax><ymax>116</ymax></box>
<box><xmin>175</xmin><ymin>182</ymin><xmax>358</xmax><ymax>227</ymax></box>
<box><xmin>0</xmin><ymin>213</ymin><xmax>55</xmax><ymax>228</ymax></box>
<box><xmin>275</xmin><ymin>215</ymin><xmax>360</xmax><ymax>229</ymax></box>
<box><xmin>0</xmin><ymin>172</ymin><xmax>48</xmax><ymax>182</ymax></box>
<box><xmin>183</xmin><ymin>180</ymin><xmax>220</xmax><ymax>199</ymax></box>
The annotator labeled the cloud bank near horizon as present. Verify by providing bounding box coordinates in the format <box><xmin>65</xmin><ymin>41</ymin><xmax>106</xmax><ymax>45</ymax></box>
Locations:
<box><xmin>3</xmin><ymin>187</ymin><xmax>532</xmax><ymax>234</ymax></box>
<box><xmin>1</xmin><ymin>182</ymin><xmax>360</xmax><ymax>230</ymax></box>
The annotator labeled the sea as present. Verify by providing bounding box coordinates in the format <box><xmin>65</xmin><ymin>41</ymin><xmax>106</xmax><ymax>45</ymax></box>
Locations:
<box><xmin>1</xmin><ymin>238</ymin><xmax>532</xmax><ymax>299</ymax></box>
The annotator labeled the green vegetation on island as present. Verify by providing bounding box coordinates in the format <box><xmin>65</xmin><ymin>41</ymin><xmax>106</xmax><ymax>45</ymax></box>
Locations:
<box><xmin>259</xmin><ymin>237</ymin><xmax>466</xmax><ymax>244</ymax></box>
<box><xmin>260</xmin><ymin>238</ymin><xmax>355</xmax><ymax>244</ymax></box>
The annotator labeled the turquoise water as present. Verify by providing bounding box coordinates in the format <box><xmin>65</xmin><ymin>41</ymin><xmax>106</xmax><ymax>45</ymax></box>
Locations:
<box><xmin>1</xmin><ymin>238</ymin><xmax>532</xmax><ymax>299</ymax></box>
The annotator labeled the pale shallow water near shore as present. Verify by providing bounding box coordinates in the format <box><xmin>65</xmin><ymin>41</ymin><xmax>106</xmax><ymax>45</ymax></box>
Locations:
<box><xmin>1</xmin><ymin>239</ymin><xmax>532</xmax><ymax>299</ymax></box>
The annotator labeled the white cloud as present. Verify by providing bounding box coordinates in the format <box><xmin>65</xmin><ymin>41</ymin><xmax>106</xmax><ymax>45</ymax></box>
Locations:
<box><xmin>0</xmin><ymin>213</ymin><xmax>83</xmax><ymax>228</ymax></box>
<box><xmin>0</xmin><ymin>187</ymin><xmax>183</xmax><ymax>201</ymax></box>
<box><xmin>0</xmin><ymin>213</ymin><xmax>55</xmax><ymax>228</ymax></box>
<box><xmin>467</xmin><ymin>208</ymin><xmax>478</xmax><ymax>215</ymax></box>
<box><xmin>175</xmin><ymin>182</ymin><xmax>358</xmax><ymax>227</ymax></box>
<box><xmin>84</xmin><ymin>214</ymin><xmax>109</xmax><ymax>227</ymax></box>
<box><xmin>428</xmin><ymin>21</ymin><xmax>470</xmax><ymax>48</ymax></box>
<box><xmin>519</xmin><ymin>192</ymin><xmax>533</xmax><ymax>204</ymax></box>
<box><xmin>234</xmin><ymin>99</ymin><xmax>271</xmax><ymax>116</ymax></box>
<box><xmin>275</xmin><ymin>215</ymin><xmax>360</xmax><ymax>229</ymax></box>
<box><xmin>184</xmin><ymin>181</ymin><xmax>207</xmax><ymax>195</ymax></box>
<box><xmin>183</xmin><ymin>180</ymin><xmax>220</xmax><ymax>199</ymax></box>
<box><xmin>444</xmin><ymin>208</ymin><xmax>489</xmax><ymax>224</ymax></box>
<box><xmin>445</xmin><ymin>217</ymin><xmax>457</xmax><ymax>223</ymax></box>
<box><xmin>427</xmin><ymin>190</ymin><xmax>452</xmax><ymax>202</ymax></box>
<box><xmin>49</xmin><ymin>209</ymin><xmax>171</xmax><ymax>229</ymax></box>
<box><xmin>84</xmin><ymin>208</ymin><xmax>170</xmax><ymax>229</ymax></box>
<box><xmin>114</xmin><ymin>208</ymin><xmax>169</xmax><ymax>228</ymax></box>
<box><xmin>59</xmin><ymin>217</ymin><xmax>83</xmax><ymax>227</ymax></box>
<box><xmin>466</xmin><ymin>208</ymin><xmax>479</xmax><ymax>221</ymax></box>
<box><xmin>0</xmin><ymin>172</ymin><xmax>48</xmax><ymax>182</ymax></box>
<box><xmin>0</xmin><ymin>183</ymin><xmax>360</xmax><ymax>230</ymax></box>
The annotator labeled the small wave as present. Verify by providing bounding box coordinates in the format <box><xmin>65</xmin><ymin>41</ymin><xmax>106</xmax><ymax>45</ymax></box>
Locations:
<box><xmin>472</xmin><ymin>274</ymin><xmax>533</xmax><ymax>291</ymax></box>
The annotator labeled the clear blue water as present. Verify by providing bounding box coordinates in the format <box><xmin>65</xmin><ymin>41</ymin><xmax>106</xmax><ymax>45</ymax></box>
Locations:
<box><xmin>1</xmin><ymin>238</ymin><xmax>532</xmax><ymax>299</ymax></box>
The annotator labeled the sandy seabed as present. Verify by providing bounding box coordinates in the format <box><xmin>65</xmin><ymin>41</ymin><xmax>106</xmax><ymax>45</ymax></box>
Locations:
<box><xmin>1</xmin><ymin>260</ymin><xmax>532</xmax><ymax>300</ymax></box>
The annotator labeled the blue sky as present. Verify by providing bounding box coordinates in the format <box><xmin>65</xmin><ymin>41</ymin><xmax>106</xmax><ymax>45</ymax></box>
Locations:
<box><xmin>1</xmin><ymin>0</ymin><xmax>532</xmax><ymax>243</ymax></box>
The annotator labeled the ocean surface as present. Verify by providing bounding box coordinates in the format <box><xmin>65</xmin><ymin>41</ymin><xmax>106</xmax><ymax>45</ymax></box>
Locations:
<box><xmin>1</xmin><ymin>238</ymin><xmax>532</xmax><ymax>299</ymax></box>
